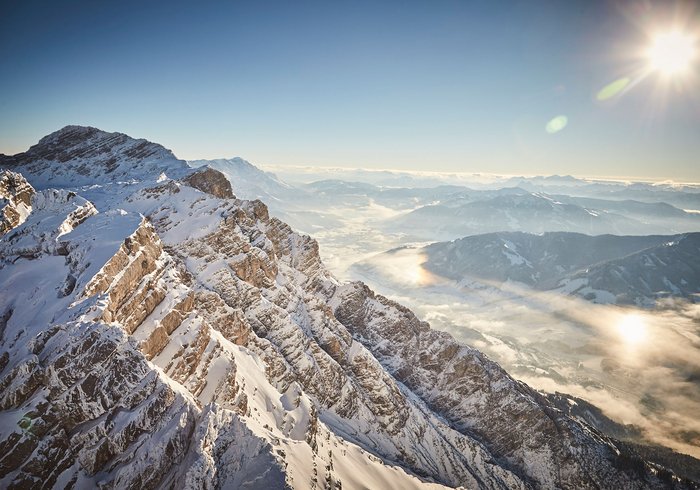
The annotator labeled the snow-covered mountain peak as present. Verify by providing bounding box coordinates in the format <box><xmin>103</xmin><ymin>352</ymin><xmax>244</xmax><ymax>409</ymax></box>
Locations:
<box><xmin>0</xmin><ymin>125</ymin><xmax>190</xmax><ymax>189</ymax></box>
<box><xmin>34</xmin><ymin>125</ymin><xmax>111</xmax><ymax>147</ymax></box>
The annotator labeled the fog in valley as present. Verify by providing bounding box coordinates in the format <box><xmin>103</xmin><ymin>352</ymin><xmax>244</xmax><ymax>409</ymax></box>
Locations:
<box><xmin>198</xmin><ymin>158</ymin><xmax>700</xmax><ymax>459</ymax></box>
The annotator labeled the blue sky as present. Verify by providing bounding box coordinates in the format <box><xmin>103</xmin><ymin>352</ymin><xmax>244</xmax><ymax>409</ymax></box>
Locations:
<box><xmin>1</xmin><ymin>0</ymin><xmax>698</xmax><ymax>180</ymax></box>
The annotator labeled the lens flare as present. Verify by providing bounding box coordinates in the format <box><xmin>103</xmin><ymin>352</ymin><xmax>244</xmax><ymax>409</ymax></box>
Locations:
<box><xmin>596</xmin><ymin>77</ymin><xmax>631</xmax><ymax>101</ymax></box>
<box><xmin>545</xmin><ymin>115</ymin><xmax>568</xmax><ymax>134</ymax></box>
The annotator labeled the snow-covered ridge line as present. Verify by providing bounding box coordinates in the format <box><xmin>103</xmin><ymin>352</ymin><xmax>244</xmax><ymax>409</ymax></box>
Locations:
<box><xmin>0</xmin><ymin>125</ymin><xmax>694</xmax><ymax>489</ymax></box>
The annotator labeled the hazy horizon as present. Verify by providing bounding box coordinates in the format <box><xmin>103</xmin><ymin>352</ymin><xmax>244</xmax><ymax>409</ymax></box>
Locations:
<box><xmin>4</xmin><ymin>124</ymin><xmax>700</xmax><ymax>186</ymax></box>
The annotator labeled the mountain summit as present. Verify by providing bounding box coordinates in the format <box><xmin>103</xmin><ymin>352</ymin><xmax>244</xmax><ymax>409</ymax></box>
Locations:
<box><xmin>0</xmin><ymin>125</ymin><xmax>190</xmax><ymax>189</ymax></box>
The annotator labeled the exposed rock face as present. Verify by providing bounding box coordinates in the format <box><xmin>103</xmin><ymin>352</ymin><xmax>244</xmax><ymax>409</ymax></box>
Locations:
<box><xmin>182</xmin><ymin>167</ymin><xmax>235</xmax><ymax>199</ymax></box>
<box><xmin>0</xmin><ymin>171</ymin><xmax>34</xmax><ymax>234</ymax></box>
<box><xmin>0</xmin><ymin>126</ymin><xmax>694</xmax><ymax>489</ymax></box>
<box><xmin>0</xmin><ymin>320</ymin><xmax>199</xmax><ymax>489</ymax></box>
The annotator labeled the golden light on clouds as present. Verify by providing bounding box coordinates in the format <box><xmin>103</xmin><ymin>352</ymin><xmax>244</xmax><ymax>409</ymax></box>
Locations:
<box><xmin>616</xmin><ymin>313</ymin><xmax>648</xmax><ymax>346</ymax></box>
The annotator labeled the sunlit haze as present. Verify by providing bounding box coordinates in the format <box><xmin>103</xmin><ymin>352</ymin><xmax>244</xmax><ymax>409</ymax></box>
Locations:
<box><xmin>1</xmin><ymin>0</ymin><xmax>699</xmax><ymax>180</ymax></box>
<box><xmin>616</xmin><ymin>312</ymin><xmax>648</xmax><ymax>346</ymax></box>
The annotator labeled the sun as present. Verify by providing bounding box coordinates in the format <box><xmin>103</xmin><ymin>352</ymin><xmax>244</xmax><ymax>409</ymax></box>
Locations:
<box><xmin>647</xmin><ymin>31</ymin><xmax>697</xmax><ymax>76</ymax></box>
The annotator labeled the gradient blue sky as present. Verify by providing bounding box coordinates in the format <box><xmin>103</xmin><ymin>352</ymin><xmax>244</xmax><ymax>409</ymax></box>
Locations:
<box><xmin>1</xmin><ymin>0</ymin><xmax>699</xmax><ymax>180</ymax></box>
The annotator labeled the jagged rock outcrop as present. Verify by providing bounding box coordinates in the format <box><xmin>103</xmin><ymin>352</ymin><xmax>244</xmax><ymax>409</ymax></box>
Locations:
<box><xmin>0</xmin><ymin>126</ymin><xmax>695</xmax><ymax>489</ymax></box>
<box><xmin>183</xmin><ymin>167</ymin><xmax>234</xmax><ymax>200</ymax></box>
<box><xmin>0</xmin><ymin>320</ymin><xmax>200</xmax><ymax>489</ymax></box>
<box><xmin>0</xmin><ymin>171</ymin><xmax>34</xmax><ymax>234</ymax></box>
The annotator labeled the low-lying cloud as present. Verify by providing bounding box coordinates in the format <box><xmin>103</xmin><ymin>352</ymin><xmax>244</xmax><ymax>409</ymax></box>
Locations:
<box><xmin>351</xmin><ymin>247</ymin><xmax>700</xmax><ymax>458</ymax></box>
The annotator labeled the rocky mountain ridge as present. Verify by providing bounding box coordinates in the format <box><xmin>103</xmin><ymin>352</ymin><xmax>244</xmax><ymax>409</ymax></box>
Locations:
<box><xmin>0</xmin><ymin>126</ymin><xmax>695</xmax><ymax>489</ymax></box>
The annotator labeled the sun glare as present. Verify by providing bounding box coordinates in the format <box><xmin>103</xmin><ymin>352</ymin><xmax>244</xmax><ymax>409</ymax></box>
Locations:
<box><xmin>616</xmin><ymin>314</ymin><xmax>648</xmax><ymax>345</ymax></box>
<box><xmin>647</xmin><ymin>31</ymin><xmax>697</xmax><ymax>76</ymax></box>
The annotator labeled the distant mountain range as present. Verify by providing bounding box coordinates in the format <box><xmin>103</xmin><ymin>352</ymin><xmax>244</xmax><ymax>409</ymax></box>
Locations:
<box><xmin>187</xmin><ymin>160</ymin><xmax>700</xmax><ymax>249</ymax></box>
<box><xmin>386</xmin><ymin>191</ymin><xmax>700</xmax><ymax>241</ymax></box>
<box><xmin>422</xmin><ymin>231</ymin><xmax>700</xmax><ymax>305</ymax></box>
<box><xmin>184</xmin><ymin>158</ymin><xmax>700</xmax><ymax>308</ymax></box>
